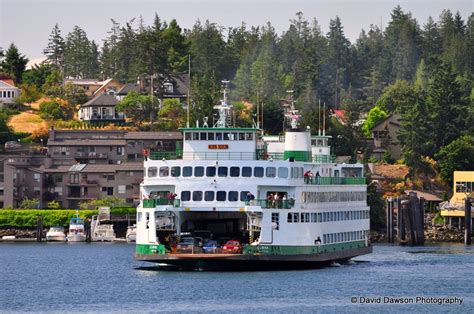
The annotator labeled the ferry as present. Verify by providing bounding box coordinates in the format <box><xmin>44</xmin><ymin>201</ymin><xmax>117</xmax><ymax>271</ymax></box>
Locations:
<box><xmin>134</xmin><ymin>85</ymin><xmax>372</xmax><ymax>270</ymax></box>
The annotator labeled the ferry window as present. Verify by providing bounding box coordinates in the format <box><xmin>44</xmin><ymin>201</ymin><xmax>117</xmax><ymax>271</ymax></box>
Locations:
<box><xmin>208</xmin><ymin>132</ymin><xmax>215</xmax><ymax>140</ymax></box>
<box><xmin>183</xmin><ymin>166</ymin><xmax>193</xmax><ymax>177</ymax></box>
<box><xmin>272</xmin><ymin>213</ymin><xmax>280</xmax><ymax>230</ymax></box>
<box><xmin>218</xmin><ymin>167</ymin><xmax>228</xmax><ymax>177</ymax></box>
<box><xmin>231</xmin><ymin>132</ymin><xmax>238</xmax><ymax>140</ymax></box>
<box><xmin>317</xmin><ymin>213</ymin><xmax>322</xmax><ymax>222</ymax></box>
<box><xmin>278</xmin><ymin>167</ymin><xmax>288</xmax><ymax>178</ymax></box>
<box><xmin>148</xmin><ymin>167</ymin><xmax>157</xmax><ymax>177</ymax></box>
<box><xmin>159</xmin><ymin>167</ymin><xmax>169</xmax><ymax>177</ymax></box>
<box><xmin>254</xmin><ymin>167</ymin><xmax>264</xmax><ymax>177</ymax></box>
<box><xmin>242</xmin><ymin>167</ymin><xmax>252</xmax><ymax>177</ymax></box>
<box><xmin>200</xmin><ymin>132</ymin><xmax>207</xmax><ymax>140</ymax></box>
<box><xmin>240</xmin><ymin>191</ymin><xmax>250</xmax><ymax>201</ymax></box>
<box><xmin>185</xmin><ymin>132</ymin><xmax>191</xmax><ymax>140</ymax></box>
<box><xmin>192</xmin><ymin>133</ymin><xmax>199</xmax><ymax>140</ymax></box>
<box><xmin>171</xmin><ymin>166</ymin><xmax>180</xmax><ymax>177</ymax></box>
<box><xmin>181</xmin><ymin>191</ymin><xmax>190</xmax><ymax>201</ymax></box>
<box><xmin>206</xmin><ymin>166</ymin><xmax>216</xmax><ymax>177</ymax></box>
<box><xmin>230</xmin><ymin>167</ymin><xmax>239</xmax><ymax>177</ymax></box>
<box><xmin>216</xmin><ymin>191</ymin><xmax>226</xmax><ymax>201</ymax></box>
<box><xmin>246</xmin><ymin>133</ymin><xmax>253</xmax><ymax>140</ymax></box>
<box><xmin>204</xmin><ymin>191</ymin><xmax>214</xmax><ymax>201</ymax></box>
<box><xmin>311</xmin><ymin>213</ymin><xmax>317</xmax><ymax>222</ymax></box>
<box><xmin>301</xmin><ymin>213</ymin><xmax>310</xmax><ymax>223</ymax></box>
<box><xmin>137</xmin><ymin>212</ymin><xmax>142</xmax><ymax>222</ymax></box>
<box><xmin>195</xmin><ymin>166</ymin><xmax>204</xmax><ymax>177</ymax></box>
<box><xmin>216</xmin><ymin>133</ymin><xmax>223</xmax><ymax>140</ymax></box>
<box><xmin>266</xmin><ymin>167</ymin><xmax>276</xmax><ymax>178</ymax></box>
<box><xmin>192</xmin><ymin>191</ymin><xmax>202</xmax><ymax>201</ymax></box>
<box><xmin>239</xmin><ymin>133</ymin><xmax>246</xmax><ymax>140</ymax></box>
<box><xmin>228</xmin><ymin>191</ymin><xmax>238</xmax><ymax>201</ymax></box>
<box><xmin>223</xmin><ymin>133</ymin><xmax>230</xmax><ymax>140</ymax></box>
<box><xmin>287</xmin><ymin>212</ymin><xmax>298</xmax><ymax>223</ymax></box>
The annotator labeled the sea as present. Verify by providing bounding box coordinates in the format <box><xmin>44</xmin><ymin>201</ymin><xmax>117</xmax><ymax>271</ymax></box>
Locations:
<box><xmin>0</xmin><ymin>242</ymin><xmax>472</xmax><ymax>313</ymax></box>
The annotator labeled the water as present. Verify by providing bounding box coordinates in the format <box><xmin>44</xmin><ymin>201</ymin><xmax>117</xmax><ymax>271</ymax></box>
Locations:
<box><xmin>0</xmin><ymin>242</ymin><xmax>473</xmax><ymax>312</ymax></box>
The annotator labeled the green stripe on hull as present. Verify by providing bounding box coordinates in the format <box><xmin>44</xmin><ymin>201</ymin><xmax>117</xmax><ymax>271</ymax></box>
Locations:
<box><xmin>136</xmin><ymin>244</ymin><xmax>166</xmax><ymax>255</ymax></box>
<box><xmin>243</xmin><ymin>240</ymin><xmax>367</xmax><ymax>255</ymax></box>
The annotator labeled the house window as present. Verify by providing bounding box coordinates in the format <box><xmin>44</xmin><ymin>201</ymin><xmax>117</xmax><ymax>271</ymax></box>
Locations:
<box><xmin>164</xmin><ymin>82</ymin><xmax>173</xmax><ymax>93</ymax></box>
<box><xmin>33</xmin><ymin>173</ymin><xmax>41</xmax><ymax>183</ymax></box>
<box><xmin>117</xmin><ymin>147</ymin><xmax>125</xmax><ymax>155</ymax></box>
<box><xmin>118</xmin><ymin>185</ymin><xmax>126</xmax><ymax>194</ymax></box>
<box><xmin>69</xmin><ymin>173</ymin><xmax>79</xmax><ymax>184</ymax></box>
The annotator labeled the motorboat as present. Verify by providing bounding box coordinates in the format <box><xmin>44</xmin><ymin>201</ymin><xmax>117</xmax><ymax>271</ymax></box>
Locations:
<box><xmin>126</xmin><ymin>225</ymin><xmax>137</xmax><ymax>242</ymax></box>
<box><xmin>67</xmin><ymin>212</ymin><xmax>86</xmax><ymax>242</ymax></box>
<box><xmin>46</xmin><ymin>226</ymin><xmax>67</xmax><ymax>242</ymax></box>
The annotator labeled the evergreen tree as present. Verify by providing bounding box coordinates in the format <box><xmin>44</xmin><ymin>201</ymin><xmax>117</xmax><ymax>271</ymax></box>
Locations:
<box><xmin>428</xmin><ymin>60</ymin><xmax>465</xmax><ymax>151</ymax></box>
<box><xmin>0</xmin><ymin>43</ymin><xmax>28</xmax><ymax>84</ymax></box>
<box><xmin>436</xmin><ymin>135</ymin><xmax>474</xmax><ymax>186</ymax></box>
<box><xmin>420</xmin><ymin>17</ymin><xmax>441</xmax><ymax>69</ymax></box>
<box><xmin>325</xmin><ymin>16</ymin><xmax>351</xmax><ymax>108</ymax></box>
<box><xmin>43</xmin><ymin>24</ymin><xmax>65</xmax><ymax>71</ymax></box>
<box><xmin>63</xmin><ymin>26</ymin><xmax>96</xmax><ymax>78</ymax></box>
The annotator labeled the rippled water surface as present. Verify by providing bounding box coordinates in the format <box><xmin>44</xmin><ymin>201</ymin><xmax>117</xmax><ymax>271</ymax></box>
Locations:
<box><xmin>0</xmin><ymin>242</ymin><xmax>473</xmax><ymax>312</ymax></box>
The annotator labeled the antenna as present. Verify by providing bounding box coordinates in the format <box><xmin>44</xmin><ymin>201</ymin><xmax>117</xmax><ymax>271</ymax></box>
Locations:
<box><xmin>323</xmin><ymin>102</ymin><xmax>326</xmax><ymax>136</ymax></box>
<box><xmin>186</xmin><ymin>54</ymin><xmax>191</xmax><ymax>128</ymax></box>
<box><xmin>256</xmin><ymin>91</ymin><xmax>260</xmax><ymax>129</ymax></box>
<box><xmin>318</xmin><ymin>99</ymin><xmax>321</xmax><ymax>136</ymax></box>
<box><xmin>213</xmin><ymin>80</ymin><xmax>232</xmax><ymax>128</ymax></box>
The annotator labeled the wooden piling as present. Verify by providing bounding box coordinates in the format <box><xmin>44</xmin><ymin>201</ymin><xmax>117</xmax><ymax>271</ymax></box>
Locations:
<box><xmin>465</xmin><ymin>197</ymin><xmax>472</xmax><ymax>245</ymax></box>
<box><xmin>397</xmin><ymin>197</ymin><xmax>405</xmax><ymax>243</ymax></box>
<box><xmin>36</xmin><ymin>215</ymin><xmax>43</xmax><ymax>242</ymax></box>
<box><xmin>85</xmin><ymin>219</ymin><xmax>92</xmax><ymax>242</ymax></box>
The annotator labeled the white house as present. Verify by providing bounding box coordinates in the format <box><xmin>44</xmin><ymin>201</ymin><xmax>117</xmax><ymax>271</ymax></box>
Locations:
<box><xmin>0</xmin><ymin>79</ymin><xmax>20</xmax><ymax>105</ymax></box>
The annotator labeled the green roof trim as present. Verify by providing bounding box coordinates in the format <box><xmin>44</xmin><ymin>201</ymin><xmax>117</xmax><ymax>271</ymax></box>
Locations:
<box><xmin>179</xmin><ymin>127</ymin><xmax>260</xmax><ymax>132</ymax></box>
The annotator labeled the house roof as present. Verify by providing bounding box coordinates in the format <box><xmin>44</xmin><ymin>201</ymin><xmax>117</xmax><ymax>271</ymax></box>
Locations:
<box><xmin>81</xmin><ymin>162</ymin><xmax>144</xmax><ymax>173</ymax></box>
<box><xmin>117</xmin><ymin>83</ymin><xmax>140</xmax><ymax>95</ymax></box>
<box><xmin>48</xmin><ymin>139</ymin><xmax>127</xmax><ymax>146</ymax></box>
<box><xmin>92</xmin><ymin>79</ymin><xmax>123</xmax><ymax>96</ymax></box>
<box><xmin>372</xmin><ymin>113</ymin><xmax>402</xmax><ymax>131</ymax></box>
<box><xmin>124</xmin><ymin>132</ymin><xmax>182</xmax><ymax>140</ymax></box>
<box><xmin>65</xmin><ymin>78</ymin><xmax>108</xmax><ymax>86</ymax></box>
<box><xmin>0</xmin><ymin>79</ymin><xmax>19</xmax><ymax>89</ymax></box>
<box><xmin>404</xmin><ymin>190</ymin><xmax>442</xmax><ymax>202</ymax></box>
<box><xmin>372</xmin><ymin>164</ymin><xmax>409</xmax><ymax>179</ymax></box>
<box><xmin>42</xmin><ymin>165</ymin><xmax>74</xmax><ymax>173</ymax></box>
<box><xmin>81</xmin><ymin>93</ymin><xmax>118</xmax><ymax>107</ymax></box>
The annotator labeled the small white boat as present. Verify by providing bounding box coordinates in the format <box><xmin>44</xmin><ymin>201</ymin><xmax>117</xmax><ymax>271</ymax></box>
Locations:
<box><xmin>46</xmin><ymin>226</ymin><xmax>67</xmax><ymax>242</ymax></box>
<box><xmin>67</xmin><ymin>213</ymin><xmax>86</xmax><ymax>242</ymax></box>
<box><xmin>91</xmin><ymin>215</ymin><xmax>115</xmax><ymax>242</ymax></box>
<box><xmin>126</xmin><ymin>225</ymin><xmax>137</xmax><ymax>242</ymax></box>
<box><xmin>2</xmin><ymin>235</ymin><xmax>16</xmax><ymax>241</ymax></box>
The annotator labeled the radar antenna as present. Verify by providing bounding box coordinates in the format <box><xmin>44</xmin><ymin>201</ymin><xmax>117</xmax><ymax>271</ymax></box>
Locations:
<box><xmin>214</xmin><ymin>80</ymin><xmax>232</xmax><ymax>128</ymax></box>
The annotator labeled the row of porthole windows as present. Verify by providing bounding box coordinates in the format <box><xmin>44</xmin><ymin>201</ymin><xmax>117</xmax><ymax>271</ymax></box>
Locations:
<box><xmin>287</xmin><ymin>210</ymin><xmax>369</xmax><ymax>223</ymax></box>
<box><xmin>181</xmin><ymin>190</ymin><xmax>250</xmax><ymax>202</ymax></box>
<box><xmin>147</xmin><ymin>166</ymin><xmax>304</xmax><ymax>179</ymax></box>
<box><xmin>323</xmin><ymin>230</ymin><xmax>369</xmax><ymax>244</ymax></box>
<box><xmin>184</xmin><ymin>132</ymin><xmax>254</xmax><ymax>141</ymax></box>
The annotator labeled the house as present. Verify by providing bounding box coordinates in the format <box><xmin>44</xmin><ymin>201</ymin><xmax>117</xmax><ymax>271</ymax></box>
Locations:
<box><xmin>440</xmin><ymin>171</ymin><xmax>474</xmax><ymax>228</ymax></box>
<box><xmin>2</xmin><ymin>129</ymin><xmax>182</xmax><ymax>208</ymax></box>
<box><xmin>0</xmin><ymin>79</ymin><xmax>20</xmax><ymax>105</ymax></box>
<box><xmin>64</xmin><ymin>78</ymin><xmax>123</xmax><ymax>97</ymax></box>
<box><xmin>78</xmin><ymin>93</ymin><xmax>125</xmax><ymax>122</ymax></box>
<box><xmin>370</xmin><ymin>113</ymin><xmax>402</xmax><ymax>160</ymax></box>
<box><xmin>116</xmin><ymin>73</ymin><xmax>190</xmax><ymax>104</ymax></box>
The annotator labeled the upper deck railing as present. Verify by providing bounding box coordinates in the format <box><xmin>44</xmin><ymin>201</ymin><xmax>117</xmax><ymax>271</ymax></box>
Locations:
<box><xmin>143</xmin><ymin>198</ymin><xmax>181</xmax><ymax>208</ymax></box>
<box><xmin>304</xmin><ymin>176</ymin><xmax>366</xmax><ymax>185</ymax></box>
<box><xmin>148</xmin><ymin>150</ymin><xmax>337</xmax><ymax>163</ymax></box>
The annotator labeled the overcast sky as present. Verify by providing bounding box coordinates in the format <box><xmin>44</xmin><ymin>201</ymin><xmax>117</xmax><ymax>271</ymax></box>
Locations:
<box><xmin>0</xmin><ymin>0</ymin><xmax>472</xmax><ymax>60</ymax></box>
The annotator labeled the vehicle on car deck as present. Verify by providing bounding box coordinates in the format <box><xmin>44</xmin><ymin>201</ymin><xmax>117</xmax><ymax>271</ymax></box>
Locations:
<box><xmin>222</xmin><ymin>240</ymin><xmax>242</xmax><ymax>254</ymax></box>
<box><xmin>176</xmin><ymin>237</ymin><xmax>203</xmax><ymax>253</ymax></box>
<box><xmin>202</xmin><ymin>240</ymin><xmax>219</xmax><ymax>253</ymax></box>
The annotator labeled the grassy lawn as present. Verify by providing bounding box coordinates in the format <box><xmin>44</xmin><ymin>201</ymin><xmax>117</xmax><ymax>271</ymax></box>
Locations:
<box><xmin>8</xmin><ymin>111</ymin><xmax>48</xmax><ymax>134</ymax></box>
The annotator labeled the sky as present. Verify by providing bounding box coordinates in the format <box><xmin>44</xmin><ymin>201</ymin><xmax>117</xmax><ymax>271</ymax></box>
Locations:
<box><xmin>0</xmin><ymin>0</ymin><xmax>472</xmax><ymax>60</ymax></box>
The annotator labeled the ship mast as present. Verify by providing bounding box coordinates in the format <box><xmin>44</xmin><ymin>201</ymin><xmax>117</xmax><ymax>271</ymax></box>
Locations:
<box><xmin>213</xmin><ymin>80</ymin><xmax>232</xmax><ymax>128</ymax></box>
<box><xmin>282</xmin><ymin>90</ymin><xmax>301</xmax><ymax>130</ymax></box>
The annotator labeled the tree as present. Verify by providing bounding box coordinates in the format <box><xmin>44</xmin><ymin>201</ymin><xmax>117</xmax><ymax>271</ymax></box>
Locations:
<box><xmin>79</xmin><ymin>196</ymin><xmax>127</xmax><ymax>210</ymax></box>
<box><xmin>376</xmin><ymin>80</ymin><xmax>417</xmax><ymax>114</ymax></box>
<box><xmin>367</xmin><ymin>181</ymin><xmax>385</xmax><ymax>230</ymax></box>
<box><xmin>43</xmin><ymin>23</ymin><xmax>65</xmax><ymax>70</ymax></box>
<box><xmin>116</xmin><ymin>91</ymin><xmax>157</xmax><ymax>124</ymax></box>
<box><xmin>47</xmin><ymin>200</ymin><xmax>61</xmax><ymax>209</ymax></box>
<box><xmin>362</xmin><ymin>106</ymin><xmax>389</xmax><ymax>137</ymax></box>
<box><xmin>0</xmin><ymin>43</ymin><xmax>28</xmax><ymax>84</ymax></box>
<box><xmin>158</xmin><ymin>98</ymin><xmax>186</xmax><ymax>130</ymax></box>
<box><xmin>18</xmin><ymin>197</ymin><xmax>40</xmax><ymax>209</ymax></box>
<box><xmin>436</xmin><ymin>135</ymin><xmax>474</xmax><ymax>186</ymax></box>
<box><xmin>63</xmin><ymin>26</ymin><xmax>98</xmax><ymax>78</ymax></box>
<box><xmin>18</xmin><ymin>84</ymin><xmax>41</xmax><ymax>103</ymax></box>
<box><xmin>428</xmin><ymin>60</ymin><xmax>465</xmax><ymax>150</ymax></box>
<box><xmin>22</xmin><ymin>63</ymin><xmax>54</xmax><ymax>91</ymax></box>
<box><xmin>39</xmin><ymin>99</ymin><xmax>68</xmax><ymax>120</ymax></box>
